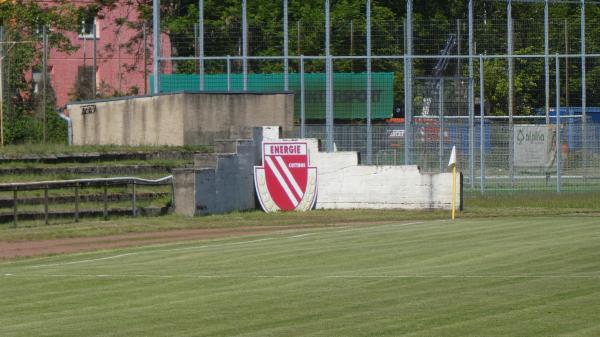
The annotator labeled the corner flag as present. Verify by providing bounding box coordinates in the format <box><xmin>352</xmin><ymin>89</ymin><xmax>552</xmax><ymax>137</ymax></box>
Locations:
<box><xmin>448</xmin><ymin>146</ymin><xmax>457</xmax><ymax>220</ymax></box>
<box><xmin>448</xmin><ymin>145</ymin><xmax>456</xmax><ymax>167</ymax></box>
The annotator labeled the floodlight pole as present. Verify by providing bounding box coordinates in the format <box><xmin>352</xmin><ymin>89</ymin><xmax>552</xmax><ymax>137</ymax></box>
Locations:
<box><xmin>152</xmin><ymin>0</ymin><xmax>160</xmax><ymax>94</ymax></box>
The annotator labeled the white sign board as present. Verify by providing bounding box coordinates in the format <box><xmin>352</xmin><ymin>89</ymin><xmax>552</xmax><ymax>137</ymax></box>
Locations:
<box><xmin>514</xmin><ymin>124</ymin><xmax>555</xmax><ymax>168</ymax></box>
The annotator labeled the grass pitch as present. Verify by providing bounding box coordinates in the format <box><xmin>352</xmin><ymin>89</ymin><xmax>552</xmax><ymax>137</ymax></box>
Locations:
<box><xmin>1</xmin><ymin>216</ymin><xmax>600</xmax><ymax>336</ymax></box>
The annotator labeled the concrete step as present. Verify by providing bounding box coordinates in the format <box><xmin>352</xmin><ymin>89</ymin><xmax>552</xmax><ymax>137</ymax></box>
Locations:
<box><xmin>0</xmin><ymin>192</ymin><xmax>169</xmax><ymax>208</ymax></box>
<box><xmin>0</xmin><ymin>165</ymin><xmax>176</xmax><ymax>176</ymax></box>
<box><xmin>0</xmin><ymin>151</ymin><xmax>198</xmax><ymax>164</ymax></box>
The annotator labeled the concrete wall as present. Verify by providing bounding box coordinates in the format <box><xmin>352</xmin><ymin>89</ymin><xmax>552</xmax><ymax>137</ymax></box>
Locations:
<box><xmin>173</xmin><ymin>126</ymin><xmax>460</xmax><ymax>216</ymax></box>
<box><xmin>67</xmin><ymin>92</ymin><xmax>294</xmax><ymax>146</ymax></box>
<box><xmin>173</xmin><ymin>139</ymin><xmax>258</xmax><ymax>216</ymax></box>
<box><xmin>263</xmin><ymin>127</ymin><xmax>460</xmax><ymax>210</ymax></box>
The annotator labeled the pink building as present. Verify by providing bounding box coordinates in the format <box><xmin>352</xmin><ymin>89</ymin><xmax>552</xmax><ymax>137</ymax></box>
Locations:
<box><xmin>42</xmin><ymin>0</ymin><xmax>171</xmax><ymax>107</ymax></box>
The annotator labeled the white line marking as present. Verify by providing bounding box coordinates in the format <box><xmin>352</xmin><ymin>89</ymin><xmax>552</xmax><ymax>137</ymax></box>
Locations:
<box><xmin>274</xmin><ymin>155</ymin><xmax>303</xmax><ymax>198</ymax></box>
<box><xmin>25</xmin><ymin>238</ymin><xmax>274</xmax><ymax>269</ymax></box>
<box><xmin>265</xmin><ymin>156</ymin><xmax>298</xmax><ymax>206</ymax></box>
<box><xmin>27</xmin><ymin>253</ymin><xmax>136</xmax><ymax>269</ymax></box>
<box><xmin>334</xmin><ymin>221</ymin><xmax>423</xmax><ymax>233</ymax></box>
<box><xmin>290</xmin><ymin>233</ymin><xmax>313</xmax><ymax>238</ymax></box>
<box><xmin>2</xmin><ymin>273</ymin><xmax>600</xmax><ymax>280</ymax></box>
<box><xmin>15</xmin><ymin>221</ymin><xmax>424</xmax><ymax>270</ymax></box>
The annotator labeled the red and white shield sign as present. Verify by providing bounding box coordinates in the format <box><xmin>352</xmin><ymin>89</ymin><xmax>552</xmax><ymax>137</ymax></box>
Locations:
<box><xmin>254</xmin><ymin>141</ymin><xmax>317</xmax><ymax>212</ymax></box>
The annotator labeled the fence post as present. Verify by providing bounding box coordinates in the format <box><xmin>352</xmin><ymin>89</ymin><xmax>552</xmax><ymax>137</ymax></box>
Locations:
<box><xmin>366</xmin><ymin>0</ymin><xmax>372</xmax><ymax>164</ymax></box>
<box><xmin>283</xmin><ymin>0</ymin><xmax>289</xmax><ymax>91</ymax></box>
<box><xmin>198</xmin><ymin>0</ymin><xmax>204</xmax><ymax>91</ymax></box>
<box><xmin>44</xmin><ymin>186</ymin><xmax>49</xmax><ymax>225</ymax></box>
<box><xmin>479</xmin><ymin>55</ymin><xmax>485</xmax><ymax>194</ymax></box>
<box><xmin>226</xmin><ymin>55</ymin><xmax>231</xmax><ymax>91</ymax></box>
<box><xmin>508</xmin><ymin>0</ymin><xmax>515</xmax><ymax>188</ymax></box>
<box><xmin>544</xmin><ymin>0</ymin><xmax>550</xmax><ymax>124</ymax></box>
<box><xmin>556</xmin><ymin>54</ymin><xmax>561</xmax><ymax>193</ymax></box>
<box><xmin>12</xmin><ymin>189</ymin><xmax>17</xmax><ymax>227</ymax></box>
<box><xmin>405</xmin><ymin>0</ymin><xmax>413</xmax><ymax>165</ymax></box>
<box><xmin>152</xmin><ymin>0</ymin><xmax>160</xmax><ymax>94</ymax></box>
<box><xmin>300</xmin><ymin>54</ymin><xmax>305</xmax><ymax>138</ymax></box>
<box><xmin>581</xmin><ymin>0</ymin><xmax>587</xmax><ymax>182</ymax></box>
<box><xmin>468</xmin><ymin>0</ymin><xmax>474</xmax><ymax>188</ymax></box>
<box><xmin>42</xmin><ymin>26</ymin><xmax>48</xmax><ymax>143</ymax></box>
<box><xmin>74</xmin><ymin>183</ymin><xmax>79</xmax><ymax>222</ymax></box>
<box><xmin>132</xmin><ymin>181</ymin><xmax>137</xmax><ymax>217</ymax></box>
<box><xmin>325</xmin><ymin>0</ymin><xmax>334</xmax><ymax>152</ymax></box>
<box><xmin>242</xmin><ymin>0</ymin><xmax>248</xmax><ymax>91</ymax></box>
<box><xmin>438</xmin><ymin>78</ymin><xmax>444</xmax><ymax>173</ymax></box>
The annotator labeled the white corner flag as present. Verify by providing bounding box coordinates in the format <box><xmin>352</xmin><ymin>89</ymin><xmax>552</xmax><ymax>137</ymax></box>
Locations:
<box><xmin>448</xmin><ymin>145</ymin><xmax>457</xmax><ymax>220</ymax></box>
<box><xmin>448</xmin><ymin>145</ymin><xmax>456</xmax><ymax>167</ymax></box>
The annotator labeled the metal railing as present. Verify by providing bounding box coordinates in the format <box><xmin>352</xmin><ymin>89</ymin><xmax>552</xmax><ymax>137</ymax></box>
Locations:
<box><xmin>0</xmin><ymin>176</ymin><xmax>173</xmax><ymax>226</ymax></box>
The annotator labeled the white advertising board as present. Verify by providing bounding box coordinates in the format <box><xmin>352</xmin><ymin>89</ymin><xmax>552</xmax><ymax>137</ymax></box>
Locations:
<box><xmin>514</xmin><ymin>124</ymin><xmax>555</xmax><ymax>168</ymax></box>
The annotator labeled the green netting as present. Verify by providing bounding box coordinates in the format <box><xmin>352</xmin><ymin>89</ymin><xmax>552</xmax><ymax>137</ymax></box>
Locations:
<box><xmin>151</xmin><ymin>72</ymin><xmax>394</xmax><ymax>120</ymax></box>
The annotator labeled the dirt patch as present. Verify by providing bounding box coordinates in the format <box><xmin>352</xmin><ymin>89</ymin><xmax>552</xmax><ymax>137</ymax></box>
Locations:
<box><xmin>0</xmin><ymin>222</ymin><xmax>385</xmax><ymax>260</ymax></box>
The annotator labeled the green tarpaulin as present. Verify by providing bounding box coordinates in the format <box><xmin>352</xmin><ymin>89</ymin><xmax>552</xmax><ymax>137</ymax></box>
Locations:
<box><xmin>151</xmin><ymin>72</ymin><xmax>394</xmax><ymax>120</ymax></box>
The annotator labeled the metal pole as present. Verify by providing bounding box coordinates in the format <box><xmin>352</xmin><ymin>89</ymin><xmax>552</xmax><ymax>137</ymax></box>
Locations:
<box><xmin>479</xmin><ymin>55</ymin><xmax>485</xmax><ymax>193</ymax></box>
<box><xmin>93</xmin><ymin>20</ymin><xmax>97</xmax><ymax>99</ymax></box>
<box><xmin>581</xmin><ymin>0</ymin><xmax>587</xmax><ymax>181</ymax></box>
<box><xmin>227</xmin><ymin>55</ymin><xmax>231</xmax><ymax>91</ymax></box>
<box><xmin>350</xmin><ymin>20</ymin><xmax>354</xmax><ymax>73</ymax></box>
<box><xmin>198</xmin><ymin>0</ymin><xmax>205</xmax><ymax>91</ymax></box>
<box><xmin>325</xmin><ymin>0</ymin><xmax>333</xmax><ymax>152</ymax></box>
<box><xmin>13</xmin><ymin>190</ymin><xmax>17</xmax><ymax>227</ymax></box>
<box><xmin>44</xmin><ymin>186</ymin><xmax>49</xmax><ymax>225</ymax></box>
<box><xmin>468</xmin><ymin>0</ymin><xmax>474</xmax><ymax>188</ymax></box>
<box><xmin>507</xmin><ymin>0</ymin><xmax>515</xmax><ymax>187</ymax></box>
<box><xmin>132</xmin><ymin>181</ymin><xmax>137</xmax><ymax>217</ymax></box>
<box><xmin>143</xmin><ymin>23</ymin><xmax>148</xmax><ymax>95</ymax></box>
<box><xmin>74</xmin><ymin>183</ymin><xmax>79</xmax><ymax>222</ymax></box>
<box><xmin>103</xmin><ymin>183</ymin><xmax>108</xmax><ymax>219</ymax></box>
<box><xmin>405</xmin><ymin>0</ymin><xmax>413</xmax><ymax>165</ymax></box>
<box><xmin>152</xmin><ymin>0</ymin><xmax>160</xmax><ymax>94</ymax></box>
<box><xmin>300</xmin><ymin>55</ymin><xmax>305</xmax><ymax>138</ymax></box>
<box><xmin>42</xmin><ymin>26</ymin><xmax>48</xmax><ymax>143</ymax></box>
<box><xmin>439</xmin><ymin>78</ymin><xmax>444</xmax><ymax>173</ymax></box>
<box><xmin>366</xmin><ymin>0</ymin><xmax>372</xmax><ymax>164</ymax></box>
<box><xmin>544</xmin><ymin>0</ymin><xmax>550</xmax><ymax>124</ymax></box>
<box><xmin>283</xmin><ymin>0</ymin><xmax>289</xmax><ymax>91</ymax></box>
<box><xmin>556</xmin><ymin>54</ymin><xmax>561</xmax><ymax>193</ymax></box>
<box><xmin>242</xmin><ymin>0</ymin><xmax>248</xmax><ymax>91</ymax></box>
<box><xmin>0</xmin><ymin>26</ymin><xmax>3</xmax><ymax>147</ymax></box>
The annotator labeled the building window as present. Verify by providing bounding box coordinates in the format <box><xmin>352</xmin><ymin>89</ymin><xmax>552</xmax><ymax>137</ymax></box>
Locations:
<box><xmin>79</xmin><ymin>16</ymin><xmax>98</xmax><ymax>39</ymax></box>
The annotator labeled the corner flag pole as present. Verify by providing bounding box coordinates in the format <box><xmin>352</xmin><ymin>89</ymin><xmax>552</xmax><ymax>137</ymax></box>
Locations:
<box><xmin>448</xmin><ymin>145</ymin><xmax>457</xmax><ymax>220</ymax></box>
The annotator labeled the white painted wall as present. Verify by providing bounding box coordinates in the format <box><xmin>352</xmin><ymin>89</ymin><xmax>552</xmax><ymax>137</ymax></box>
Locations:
<box><xmin>261</xmin><ymin>127</ymin><xmax>459</xmax><ymax>210</ymax></box>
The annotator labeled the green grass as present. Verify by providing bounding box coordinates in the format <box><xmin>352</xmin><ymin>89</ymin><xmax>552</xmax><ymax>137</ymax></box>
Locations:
<box><xmin>1</xmin><ymin>216</ymin><xmax>599</xmax><ymax>336</ymax></box>
<box><xmin>0</xmin><ymin>143</ymin><xmax>211</xmax><ymax>157</ymax></box>
<box><xmin>0</xmin><ymin>158</ymin><xmax>192</xmax><ymax>169</ymax></box>
<box><xmin>1</xmin><ymin>189</ymin><xmax>599</xmax><ymax>242</ymax></box>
